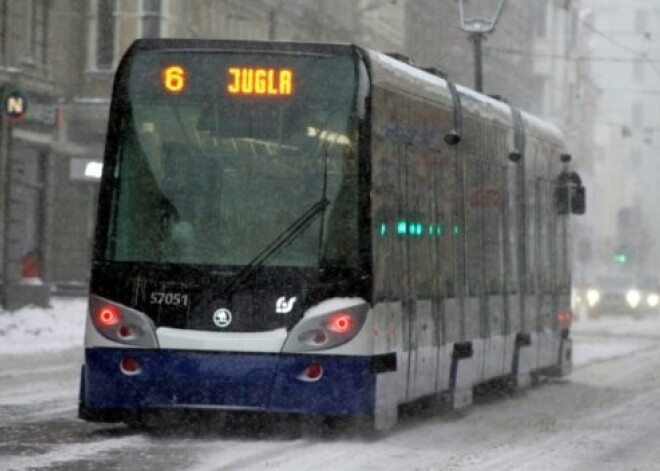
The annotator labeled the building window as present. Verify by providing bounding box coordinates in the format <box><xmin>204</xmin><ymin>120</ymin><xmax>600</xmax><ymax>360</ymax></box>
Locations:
<box><xmin>24</xmin><ymin>0</ymin><xmax>49</xmax><ymax>66</ymax></box>
<box><xmin>97</xmin><ymin>0</ymin><xmax>116</xmax><ymax>70</ymax></box>
<box><xmin>0</xmin><ymin>0</ymin><xmax>7</xmax><ymax>65</ymax></box>
<box><xmin>142</xmin><ymin>0</ymin><xmax>161</xmax><ymax>38</ymax></box>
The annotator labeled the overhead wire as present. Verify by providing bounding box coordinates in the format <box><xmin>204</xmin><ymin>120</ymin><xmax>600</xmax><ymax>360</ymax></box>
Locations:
<box><xmin>547</xmin><ymin>0</ymin><xmax>660</xmax><ymax>78</ymax></box>
<box><xmin>483</xmin><ymin>1</ymin><xmax>660</xmax><ymax>77</ymax></box>
<box><xmin>487</xmin><ymin>45</ymin><xmax>660</xmax><ymax>64</ymax></box>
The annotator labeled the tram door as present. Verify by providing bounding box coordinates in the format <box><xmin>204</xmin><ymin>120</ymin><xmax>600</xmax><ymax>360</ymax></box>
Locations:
<box><xmin>465</xmin><ymin>131</ymin><xmax>507</xmax><ymax>381</ymax></box>
<box><xmin>482</xmin><ymin>161</ymin><xmax>507</xmax><ymax>379</ymax></box>
<box><xmin>399</xmin><ymin>141</ymin><xmax>439</xmax><ymax>400</ymax></box>
<box><xmin>398</xmin><ymin>143</ymin><xmax>416</xmax><ymax>400</ymax></box>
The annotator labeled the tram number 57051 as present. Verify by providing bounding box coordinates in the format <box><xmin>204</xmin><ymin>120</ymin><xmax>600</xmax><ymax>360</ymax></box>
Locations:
<box><xmin>150</xmin><ymin>292</ymin><xmax>189</xmax><ymax>306</ymax></box>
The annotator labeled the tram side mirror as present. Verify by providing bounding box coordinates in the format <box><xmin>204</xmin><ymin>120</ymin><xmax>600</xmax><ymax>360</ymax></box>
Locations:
<box><xmin>508</xmin><ymin>152</ymin><xmax>521</xmax><ymax>163</ymax></box>
<box><xmin>555</xmin><ymin>170</ymin><xmax>586</xmax><ymax>215</ymax></box>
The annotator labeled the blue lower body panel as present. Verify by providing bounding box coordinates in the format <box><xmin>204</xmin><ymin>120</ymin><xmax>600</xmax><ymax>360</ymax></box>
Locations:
<box><xmin>82</xmin><ymin>348</ymin><xmax>376</xmax><ymax>418</ymax></box>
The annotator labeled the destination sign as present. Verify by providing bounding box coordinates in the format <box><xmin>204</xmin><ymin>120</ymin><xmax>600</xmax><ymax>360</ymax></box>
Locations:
<box><xmin>160</xmin><ymin>65</ymin><xmax>294</xmax><ymax>97</ymax></box>
<box><xmin>227</xmin><ymin>67</ymin><xmax>294</xmax><ymax>96</ymax></box>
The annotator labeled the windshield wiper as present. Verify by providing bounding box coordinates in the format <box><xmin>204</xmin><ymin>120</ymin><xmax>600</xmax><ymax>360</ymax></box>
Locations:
<box><xmin>226</xmin><ymin>197</ymin><xmax>329</xmax><ymax>293</ymax></box>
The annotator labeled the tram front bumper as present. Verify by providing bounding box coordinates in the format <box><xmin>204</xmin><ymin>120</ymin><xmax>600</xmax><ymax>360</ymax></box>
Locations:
<box><xmin>79</xmin><ymin>348</ymin><xmax>378</xmax><ymax>420</ymax></box>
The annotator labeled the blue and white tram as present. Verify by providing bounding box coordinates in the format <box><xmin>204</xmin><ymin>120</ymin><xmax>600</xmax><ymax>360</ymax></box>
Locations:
<box><xmin>79</xmin><ymin>39</ymin><xmax>585</xmax><ymax>430</ymax></box>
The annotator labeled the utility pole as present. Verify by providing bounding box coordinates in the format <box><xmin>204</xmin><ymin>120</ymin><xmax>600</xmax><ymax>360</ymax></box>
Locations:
<box><xmin>0</xmin><ymin>99</ymin><xmax>8</xmax><ymax>308</ymax></box>
<box><xmin>458</xmin><ymin>0</ymin><xmax>508</xmax><ymax>93</ymax></box>
<box><xmin>469</xmin><ymin>32</ymin><xmax>484</xmax><ymax>93</ymax></box>
<box><xmin>0</xmin><ymin>85</ymin><xmax>29</xmax><ymax>310</ymax></box>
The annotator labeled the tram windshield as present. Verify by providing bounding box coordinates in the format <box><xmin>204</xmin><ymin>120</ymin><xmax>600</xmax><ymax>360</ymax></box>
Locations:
<box><xmin>101</xmin><ymin>50</ymin><xmax>360</xmax><ymax>270</ymax></box>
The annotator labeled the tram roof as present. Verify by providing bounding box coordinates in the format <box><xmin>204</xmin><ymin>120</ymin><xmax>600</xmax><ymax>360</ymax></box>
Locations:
<box><xmin>363</xmin><ymin>47</ymin><xmax>565</xmax><ymax>148</ymax></box>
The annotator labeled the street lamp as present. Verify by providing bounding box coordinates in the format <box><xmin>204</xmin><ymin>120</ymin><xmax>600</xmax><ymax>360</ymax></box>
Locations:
<box><xmin>458</xmin><ymin>0</ymin><xmax>507</xmax><ymax>93</ymax></box>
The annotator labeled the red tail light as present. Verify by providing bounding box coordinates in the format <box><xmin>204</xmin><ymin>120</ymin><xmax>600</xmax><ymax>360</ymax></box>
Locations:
<box><xmin>120</xmin><ymin>356</ymin><xmax>141</xmax><ymax>376</ymax></box>
<box><xmin>97</xmin><ymin>306</ymin><xmax>121</xmax><ymax>327</ymax></box>
<box><xmin>88</xmin><ymin>296</ymin><xmax>159</xmax><ymax>348</ymax></box>
<box><xmin>326</xmin><ymin>313</ymin><xmax>355</xmax><ymax>333</ymax></box>
<box><xmin>118</xmin><ymin>325</ymin><xmax>133</xmax><ymax>339</ymax></box>
<box><xmin>283</xmin><ymin>300</ymin><xmax>369</xmax><ymax>353</ymax></box>
<box><xmin>300</xmin><ymin>362</ymin><xmax>323</xmax><ymax>382</ymax></box>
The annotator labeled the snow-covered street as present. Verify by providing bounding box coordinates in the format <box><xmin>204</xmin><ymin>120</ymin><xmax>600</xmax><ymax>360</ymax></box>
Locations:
<box><xmin>2</xmin><ymin>299</ymin><xmax>660</xmax><ymax>470</ymax></box>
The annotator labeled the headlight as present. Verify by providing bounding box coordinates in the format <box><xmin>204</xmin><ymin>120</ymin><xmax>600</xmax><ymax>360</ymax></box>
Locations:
<box><xmin>586</xmin><ymin>289</ymin><xmax>600</xmax><ymax>307</ymax></box>
<box><xmin>647</xmin><ymin>293</ymin><xmax>660</xmax><ymax>307</ymax></box>
<box><xmin>283</xmin><ymin>299</ymin><xmax>368</xmax><ymax>353</ymax></box>
<box><xmin>89</xmin><ymin>295</ymin><xmax>159</xmax><ymax>347</ymax></box>
<box><xmin>626</xmin><ymin>289</ymin><xmax>641</xmax><ymax>308</ymax></box>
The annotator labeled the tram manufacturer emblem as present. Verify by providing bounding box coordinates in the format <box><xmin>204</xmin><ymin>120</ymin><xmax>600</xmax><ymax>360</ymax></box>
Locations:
<box><xmin>276</xmin><ymin>296</ymin><xmax>297</xmax><ymax>314</ymax></box>
<box><xmin>212</xmin><ymin>308</ymin><xmax>232</xmax><ymax>328</ymax></box>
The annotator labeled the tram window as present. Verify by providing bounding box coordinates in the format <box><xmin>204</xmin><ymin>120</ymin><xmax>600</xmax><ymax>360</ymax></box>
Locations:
<box><xmin>103</xmin><ymin>51</ymin><xmax>359</xmax><ymax>268</ymax></box>
<box><xmin>109</xmin><ymin>132</ymin><xmax>165</xmax><ymax>261</ymax></box>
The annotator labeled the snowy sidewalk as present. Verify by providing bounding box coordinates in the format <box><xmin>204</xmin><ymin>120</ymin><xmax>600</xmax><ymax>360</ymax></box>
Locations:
<box><xmin>0</xmin><ymin>297</ymin><xmax>87</xmax><ymax>356</ymax></box>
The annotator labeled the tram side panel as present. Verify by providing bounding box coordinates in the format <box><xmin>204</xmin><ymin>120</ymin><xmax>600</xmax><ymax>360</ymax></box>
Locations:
<box><xmin>370</xmin><ymin>84</ymin><xmax>458</xmax><ymax>404</ymax></box>
<box><xmin>523</xmin><ymin>136</ymin><xmax>570</xmax><ymax>371</ymax></box>
<box><xmin>370</xmin><ymin>82</ymin><xmax>526</xmax><ymax>404</ymax></box>
<box><xmin>370</xmin><ymin>84</ymin><xmax>410</xmax><ymax>408</ymax></box>
<box><xmin>368</xmin><ymin>62</ymin><xmax>574</xmax><ymax>410</ymax></box>
<box><xmin>504</xmin><ymin>147</ymin><xmax>523</xmax><ymax>372</ymax></box>
<box><xmin>523</xmin><ymin>141</ymin><xmax>541</xmax><ymax>368</ymax></box>
<box><xmin>537</xmin><ymin>141</ymin><xmax>562</xmax><ymax>369</ymax></box>
<box><xmin>406</xmin><ymin>99</ymin><xmax>444</xmax><ymax>400</ymax></box>
<box><xmin>480</xmin><ymin>126</ymin><xmax>511</xmax><ymax>381</ymax></box>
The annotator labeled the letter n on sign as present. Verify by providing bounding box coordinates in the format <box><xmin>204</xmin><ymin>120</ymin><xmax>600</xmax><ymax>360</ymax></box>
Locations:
<box><xmin>3</xmin><ymin>90</ymin><xmax>29</xmax><ymax>122</ymax></box>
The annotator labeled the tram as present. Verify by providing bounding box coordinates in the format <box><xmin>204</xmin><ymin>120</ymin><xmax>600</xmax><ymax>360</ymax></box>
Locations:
<box><xmin>78</xmin><ymin>39</ymin><xmax>585</xmax><ymax>430</ymax></box>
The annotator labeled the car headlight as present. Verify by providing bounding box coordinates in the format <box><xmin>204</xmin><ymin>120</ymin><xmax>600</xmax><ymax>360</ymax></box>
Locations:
<box><xmin>586</xmin><ymin>289</ymin><xmax>600</xmax><ymax>307</ymax></box>
<box><xmin>626</xmin><ymin>289</ymin><xmax>641</xmax><ymax>308</ymax></box>
<box><xmin>647</xmin><ymin>293</ymin><xmax>660</xmax><ymax>307</ymax></box>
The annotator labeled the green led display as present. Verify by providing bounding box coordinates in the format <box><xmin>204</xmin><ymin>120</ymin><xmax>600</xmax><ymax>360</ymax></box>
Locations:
<box><xmin>613</xmin><ymin>252</ymin><xmax>628</xmax><ymax>264</ymax></box>
<box><xmin>380</xmin><ymin>221</ymin><xmax>453</xmax><ymax>238</ymax></box>
<box><xmin>408</xmin><ymin>223</ymin><xmax>422</xmax><ymax>236</ymax></box>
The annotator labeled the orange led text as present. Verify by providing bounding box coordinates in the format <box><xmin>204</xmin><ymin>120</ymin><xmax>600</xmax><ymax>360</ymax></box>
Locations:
<box><xmin>162</xmin><ymin>65</ymin><xmax>186</xmax><ymax>94</ymax></box>
<box><xmin>227</xmin><ymin>67</ymin><xmax>293</xmax><ymax>96</ymax></box>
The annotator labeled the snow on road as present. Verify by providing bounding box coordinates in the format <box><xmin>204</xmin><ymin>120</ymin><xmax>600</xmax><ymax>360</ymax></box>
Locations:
<box><xmin>3</xmin><ymin>300</ymin><xmax>660</xmax><ymax>470</ymax></box>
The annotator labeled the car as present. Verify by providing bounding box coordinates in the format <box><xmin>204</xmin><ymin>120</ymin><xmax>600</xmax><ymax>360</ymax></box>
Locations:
<box><xmin>584</xmin><ymin>275</ymin><xmax>660</xmax><ymax>320</ymax></box>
